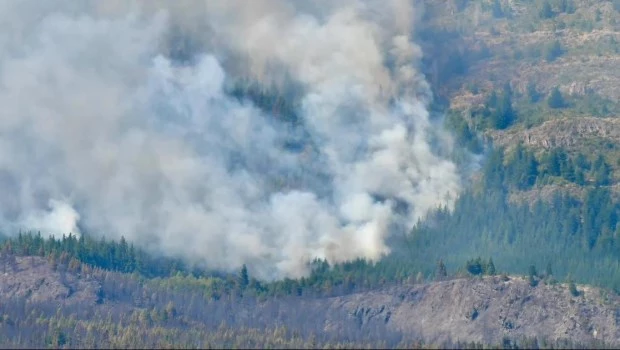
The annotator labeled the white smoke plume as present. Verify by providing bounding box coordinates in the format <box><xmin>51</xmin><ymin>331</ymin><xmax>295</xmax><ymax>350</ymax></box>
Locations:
<box><xmin>0</xmin><ymin>0</ymin><xmax>460</xmax><ymax>279</ymax></box>
<box><xmin>20</xmin><ymin>199</ymin><xmax>81</xmax><ymax>239</ymax></box>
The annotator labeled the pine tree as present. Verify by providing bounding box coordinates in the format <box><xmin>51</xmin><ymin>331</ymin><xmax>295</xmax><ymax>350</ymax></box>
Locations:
<box><xmin>435</xmin><ymin>259</ymin><xmax>448</xmax><ymax>280</ymax></box>
<box><xmin>545</xmin><ymin>40</ymin><xmax>563</xmax><ymax>62</ymax></box>
<box><xmin>547</xmin><ymin>87</ymin><xmax>566</xmax><ymax>108</ymax></box>
<box><xmin>238</xmin><ymin>264</ymin><xmax>250</xmax><ymax>290</ymax></box>
<box><xmin>528</xmin><ymin>265</ymin><xmax>538</xmax><ymax>287</ymax></box>
<box><xmin>492</xmin><ymin>0</ymin><xmax>504</xmax><ymax>17</ymax></box>
<box><xmin>539</xmin><ymin>0</ymin><xmax>554</xmax><ymax>19</ymax></box>
<box><xmin>491</xmin><ymin>88</ymin><xmax>515</xmax><ymax>130</ymax></box>
<box><xmin>487</xmin><ymin>258</ymin><xmax>496</xmax><ymax>276</ymax></box>
<box><xmin>545</xmin><ymin>262</ymin><xmax>553</xmax><ymax>278</ymax></box>
<box><xmin>592</xmin><ymin>155</ymin><xmax>611</xmax><ymax>185</ymax></box>
<box><xmin>527</xmin><ymin>81</ymin><xmax>540</xmax><ymax>102</ymax></box>
<box><xmin>544</xmin><ymin>148</ymin><xmax>563</xmax><ymax>176</ymax></box>
<box><xmin>567</xmin><ymin>276</ymin><xmax>579</xmax><ymax>297</ymax></box>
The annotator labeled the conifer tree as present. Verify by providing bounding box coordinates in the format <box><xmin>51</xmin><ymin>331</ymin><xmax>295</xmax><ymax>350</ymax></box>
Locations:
<box><xmin>435</xmin><ymin>259</ymin><xmax>448</xmax><ymax>280</ymax></box>
<box><xmin>545</xmin><ymin>262</ymin><xmax>553</xmax><ymax>278</ymax></box>
<box><xmin>487</xmin><ymin>258</ymin><xmax>496</xmax><ymax>276</ymax></box>
<box><xmin>547</xmin><ymin>87</ymin><xmax>566</xmax><ymax>108</ymax></box>
<box><xmin>567</xmin><ymin>276</ymin><xmax>579</xmax><ymax>297</ymax></box>
<box><xmin>239</xmin><ymin>264</ymin><xmax>250</xmax><ymax>290</ymax></box>
<box><xmin>528</xmin><ymin>265</ymin><xmax>538</xmax><ymax>287</ymax></box>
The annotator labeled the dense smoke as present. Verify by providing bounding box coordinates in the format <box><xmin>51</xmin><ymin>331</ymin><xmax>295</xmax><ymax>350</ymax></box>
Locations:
<box><xmin>0</xmin><ymin>0</ymin><xmax>460</xmax><ymax>279</ymax></box>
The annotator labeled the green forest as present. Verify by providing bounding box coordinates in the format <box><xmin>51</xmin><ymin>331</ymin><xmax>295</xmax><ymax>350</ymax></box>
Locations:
<box><xmin>2</xmin><ymin>134</ymin><xmax>618</xmax><ymax>297</ymax></box>
<box><xmin>0</xmin><ymin>0</ymin><xmax>619</xmax><ymax>348</ymax></box>
<box><xmin>0</xmin><ymin>111</ymin><xmax>618</xmax><ymax>348</ymax></box>
<box><xmin>1</xmin><ymin>68</ymin><xmax>619</xmax><ymax>349</ymax></box>
<box><xmin>1</xmin><ymin>38</ymin><xmax>619</xmax><ymax>349</ymax></box>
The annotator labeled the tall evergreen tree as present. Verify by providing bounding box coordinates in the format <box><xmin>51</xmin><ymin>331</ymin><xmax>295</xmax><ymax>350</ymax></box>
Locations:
<box><xmin>539</xmin><ymin>0</ymin><xmax>554</xmax><ymax>19</ymax></box>
<box><xmin>547</xmin><ymin>87</ymin><xmax>566</xmax><ymax>108</ymax></box>
<box><xmin>435</xmin><ymin>259</ymin><xmax>448</xmax><ymax>280</ymax></box>
<box><xmin>527</xmin><ymin>81</ymin><xmax>540</xmax><ymax>102</ymax></box>
<box><xmin>487</xmin><ymin>258</ymin><xmax>496</xmax><ymax>276</ymax></box>
<box><xmin>239</xmin><ymin>264</ymin><xmax>250</xmax><ymax>290</ymax></box>
<box><xmin>545</xmin><ymin>262</ymin><xmax>553</xmax><ymax>278</ymax></box>
<box><xmin>528</xmin><ymin>265</ymin><xmax>538</xmax><ymax>287</ymax></box>
<box><xmin>545</xmin><ymin>40</ymin><xmax>563</xmax><ymax>62</ymax></box>
<box><xmin>491</xmin><ymin>0</ymin><xmax>504</xmax><ymax>18</ymax></box>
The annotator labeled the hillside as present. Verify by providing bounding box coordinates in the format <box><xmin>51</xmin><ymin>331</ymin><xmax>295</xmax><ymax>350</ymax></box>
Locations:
<box><xmin>425</xmin><ymin>0</ymin><xmax>620</xmax><ymax>107</ymax></box>
<box><xmin>333</xmin><ymin>276</ymin><xmax>619</xmax><ymax>346</ymax></box>
<box><xmin>0</xmin><ymin>0</ymin><xmax>618</xmax><ymax>348</ymax></box>
<box><xmin>420</xmin><ymin>0</ymin><xmax>620</xmax><ymax>202</ymax></box>
<box><xmin>0</xmin><ymin>254</ymin><xmax>618</xmax><ymax>348</ymax></box>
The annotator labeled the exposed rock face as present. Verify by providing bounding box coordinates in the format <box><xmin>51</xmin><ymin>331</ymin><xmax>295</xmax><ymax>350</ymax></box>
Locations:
<box><xmin>508</xmin><ymin>183</ymin><xmax>620</xmax><ymax>205</ymax></box>
<box><xmin>487</xmin><ymin>117</ymin><xmax>620</xmax><ymax>151</ymax></box>
<box><xmin>566</xmin><ymin>81</ymin><xmax>594</xmax><ymax>96</ymax></box>
<box><xmin>0</xmin><ymin>256</ymin><xmax>101</xmax><ymax>305</ymax></box>
<box><xmin>329</xmin><ymin>276</ymin><xmax>620</xmax><ymax>346</ymax></box>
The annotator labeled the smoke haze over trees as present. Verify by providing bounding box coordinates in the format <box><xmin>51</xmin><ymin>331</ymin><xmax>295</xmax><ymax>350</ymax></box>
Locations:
<box><xmin>0</xmin><ymin>1</ymin><xmax>619</xmax><ymax>348</ymax></box>
<box><xmin>0</xmin><ymin>0</ymin><xmax>461</xmax><ymax>279</ymax></box>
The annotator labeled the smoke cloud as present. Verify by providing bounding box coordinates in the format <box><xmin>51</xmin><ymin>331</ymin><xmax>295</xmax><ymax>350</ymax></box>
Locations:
<box><xmin>0</xmin><ymin>0</ymin><xmax>460</xmax><ymax>279</ymax></box>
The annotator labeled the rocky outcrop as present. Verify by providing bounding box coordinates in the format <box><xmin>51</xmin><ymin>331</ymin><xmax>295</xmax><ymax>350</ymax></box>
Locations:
<box><xmin>328</xmin><ymin>276</ymin><xmax>620</xmax><ymax>346</ymax></box>
<box><xmin>487</xmin><ymin>117</ymin><xmax>620</xmax><ymax>150</ymax></box>
<box><xmin>0</xmin><ymin>255</ymin><xmax>101</xmax><ymax>305</ymax></box>
<box><xmin>508</xmin><ymin>183</ymin><xmax>620</xmax><ymax>205</ymax></box>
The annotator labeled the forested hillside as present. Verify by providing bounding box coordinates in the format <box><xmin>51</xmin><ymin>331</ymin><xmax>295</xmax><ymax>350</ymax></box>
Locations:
<box><xmin>0</xmin><ymin>0</ymin><xmax>618</xmax><ymax>348</ymax></box>
<box><xmin>0</xmin><ymin>249</ymin><xmax>618</xmax><ymax>348</ymax></box>
<box><xmin>406</xmin><ymin>0</ymin><xmax>620</xmax><ymax>290</ymax></box>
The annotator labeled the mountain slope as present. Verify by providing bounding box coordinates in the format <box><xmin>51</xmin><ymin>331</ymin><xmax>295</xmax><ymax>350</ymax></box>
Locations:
<box><xmin>331</xmin><ymin>277</ymin><xmax>619</xmax><ymax>346</ymax></box>
<box><xmin>1</xmin><ymin>254</ymin><xmax>618</xmax><ymax>348</ymax></box>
